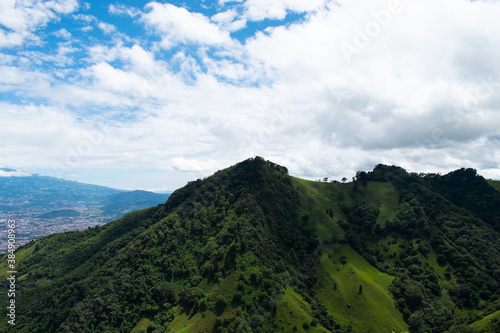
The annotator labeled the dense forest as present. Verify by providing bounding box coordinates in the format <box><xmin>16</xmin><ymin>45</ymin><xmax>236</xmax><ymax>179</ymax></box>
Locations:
<box><xmin>1</xmin><ymin>157</ymin><xmax>499</xmax><ymax>332</ymax></box>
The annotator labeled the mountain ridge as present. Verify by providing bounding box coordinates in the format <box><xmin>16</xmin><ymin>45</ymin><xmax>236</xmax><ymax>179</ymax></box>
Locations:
<box><xmin>1</xmin><ymin>157</ymin><xmax>499</xmax><ymax>332</ymax></box>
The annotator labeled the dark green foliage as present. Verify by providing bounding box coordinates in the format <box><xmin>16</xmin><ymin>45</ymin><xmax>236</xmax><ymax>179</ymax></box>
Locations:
<box><xmin>1</xmin><ymin>160</ymin><xmax>499</xmax><ymax>333</ymax></box>
<box><xmin>424</xmin><ymin>168</ymin><xmax>500</xmax><ymax>230</ymax></box>
<box><xmin>0</xmin><ymin>157</ymin><xmax>319</xmax><ymax>332</ymax></box>
<box><xmin>343</xmin><ymin>165</ymin><xmax>500</xmax><ymax>332</ymax></box>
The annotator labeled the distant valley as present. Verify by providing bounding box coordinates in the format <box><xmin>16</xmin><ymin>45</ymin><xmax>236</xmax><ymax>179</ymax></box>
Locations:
<box><xmin>0</xmin><ymin>169</ymin><xmax>171</xmax><ymax>252</ymax></box>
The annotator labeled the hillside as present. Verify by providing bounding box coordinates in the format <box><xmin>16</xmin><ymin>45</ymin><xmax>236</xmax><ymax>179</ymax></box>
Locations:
<box><xmin>0</xmin><ymin>158</ymin><xmax>499</xmax><ymax>332</ymax></box>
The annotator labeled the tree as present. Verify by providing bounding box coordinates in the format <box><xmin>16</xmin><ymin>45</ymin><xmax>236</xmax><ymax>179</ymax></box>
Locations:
<box><xmin>352</xmin><ymin>177</ymin><xmax>358</xmax><ymax>193</ymax></box>
<box><xmin>341</xmin><ymin>177</ymin><xmax>347</xmax><ymax>183</ymax></box>
<box><xmin>356</xmin><ymin>171</ymin><xmax>368</xmax><ymax>186</ymax></box>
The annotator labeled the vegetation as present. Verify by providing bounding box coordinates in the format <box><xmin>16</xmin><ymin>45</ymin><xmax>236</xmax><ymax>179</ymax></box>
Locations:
<box><xmin>0</xmin><ymin>158</ymin><xmax>499</xmax><ymax>332</ymax></box>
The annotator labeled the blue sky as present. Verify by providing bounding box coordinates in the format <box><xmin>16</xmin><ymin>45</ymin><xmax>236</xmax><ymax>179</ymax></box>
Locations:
<box><xmin>1</xmin><ymin>0</ymin><xmax>500</xmax><ymax>191</ymax></box>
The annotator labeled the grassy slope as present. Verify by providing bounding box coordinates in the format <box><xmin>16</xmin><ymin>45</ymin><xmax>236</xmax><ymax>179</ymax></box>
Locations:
<box><xmin>165</xmin><ymin>309</ymin><xmax>217</xmax><ymax>333</ymax></box>
<box><xmin>154</xmin><ymin>178</ymin><xmax>405</xmax><ymax>333</ymax></box>
<box><xmin>292</xmin><ymin>178</ymin><xmax>408</xmax><ymax>332</ymax></box>
<box><xmin>274</xmin><ymin>287</ymin><xmax>329</xmax><ymax>333</ymax></box>
<box><xmin>487</xmin><ymin>179</ymin><xmax>500</xmax><ymax>193</ymax></box>
<box><xmin>0</xmin><ymin>244</ymin><xmax>35</xmax><ymax>280</ymax></box>
<box><xmin>469</xmin><ymin>309</ymin><xmax>500</xmax><ymax>332</ymax></box>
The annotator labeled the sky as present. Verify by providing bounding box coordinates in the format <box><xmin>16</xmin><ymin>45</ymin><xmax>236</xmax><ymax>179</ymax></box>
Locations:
<box><xmin>1</xmin><ymin>0</ymin><xmax>500</xmax><ymax>192</ymax></box>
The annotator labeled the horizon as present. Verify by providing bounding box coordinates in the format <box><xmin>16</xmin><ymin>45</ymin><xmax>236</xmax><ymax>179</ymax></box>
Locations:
<box><xmin>1</xmin><ymin>159</ymin><xmax>499</xmax><ymax>194</ymax></box>
<box><xmin>1</xmin><ymin>0</ymin><xmax>500</xmax><ymax>190</ymax></box>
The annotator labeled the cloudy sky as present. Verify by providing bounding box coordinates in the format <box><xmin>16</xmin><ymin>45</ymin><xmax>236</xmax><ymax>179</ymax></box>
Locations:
<box><xmin>1</xmin><ymin>0</ymin><xmax>499</xmax><ymax>191</ymax></box>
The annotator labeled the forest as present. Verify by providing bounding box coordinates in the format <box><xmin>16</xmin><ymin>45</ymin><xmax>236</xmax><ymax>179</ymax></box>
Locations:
<box><xmin>0</xmin><ymin>157</ymin><xmax>499</xmax><ymax>332</ymax></box>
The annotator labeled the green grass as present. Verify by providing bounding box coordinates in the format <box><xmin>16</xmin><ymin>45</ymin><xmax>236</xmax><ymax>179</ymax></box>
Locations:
<box><xmin>131</xmin><ymin>318</ymin><xmax>154</xmax><ymax>333</ymax></box>
<box><xmin>487</xmin><ymin>179</ymin><xmax>500</xmax><ymax>193</ymax></box>
<box><xmin>0</xmin><ymin>242</ymin><xmax>35</xmax><ymax>279</ymax></box>
<box><xmin>470</xmin><ymin>309</ymin><xmax>500</xmax><ymax>332</ymax></box>
<box><xmin>82</xmin><ymin>209</ymin><xmax>105</xmax><ymax>216</ymax></box>
<box><xmin>315</xmin><ymin>244</ymin><xmax>408</xmax><ymax>333</ymax></box>
<box><xmin>274</xmin><ymin>287</ymin><xmax>329</xmax><ymax>332</ymax></box>
<box><xmin>291</xmin><ymin>177</ymin><xmax>408</xmax><ymax>332</ymax></box>
<box><xmin>292</xmin><ymin>177</ymin><xmax>347</xmax><ymax>243</ymax></box>
<box><xmin>207</xmin><ymin>271</ymin><xmax>239</xmax><ymax>301</ymax></box>
<box><xmin>164</xmin><ymin>308</ymin><xmax>217</xmax><ymax>333</ymax></box>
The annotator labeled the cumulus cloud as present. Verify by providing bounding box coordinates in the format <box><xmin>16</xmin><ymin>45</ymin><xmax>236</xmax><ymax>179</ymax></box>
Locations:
<box><xmin>54</xmin><ymin>28</ymin><xmax>71</xmax><ymax>39</ymax></box>
<box><xmin>142</xmin><ymin>2</ymin><xmax>233</xmax><ymax>48</ymax></box>
<box><xmin>169</xmin><ymin>157</ymin><xmax>230</xmax><ymax>173</ymax></box>
<box><xmin>2</xmin><ymin>0</ymin><xmax>500</xmax><ymax>190</ymax></box>
<box><xmin>98</xmin><ymin>22</ymin><xmax>116</xmax><ymax>34</ymax></box>
<box><xmin>0</xmin><ymin>0</ymin><xmax>78</xmax><ymax>48</ymax></box>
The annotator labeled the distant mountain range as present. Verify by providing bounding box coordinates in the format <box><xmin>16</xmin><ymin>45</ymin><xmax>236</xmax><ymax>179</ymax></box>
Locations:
<box><xmin>0</xmin><ymin>169</ymin><xmax>171</xmax><ymax>250</ymax></box>
<box><xmin>1</xmin><ymin>158</ymin><xmax>499</xmax><ymax>332</ymax></box>
<box><xmin>0</xmin><ymin>168</ymin><xmax>120</xmax><ymax>204</ymax></box>
<box><xmin>0</xmin><ymin>169</ymin><xmax>170</xmax><ymax>212</ymax></box>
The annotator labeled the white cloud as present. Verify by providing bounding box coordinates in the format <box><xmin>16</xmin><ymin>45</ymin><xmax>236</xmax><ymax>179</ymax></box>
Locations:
<box><xmin>212</xmin><ymin>9</ymin><xmax>247</xmax><ymax>32</ymax></box>
<box><xmin>0</xmin><ymin>169</ymin><xmax>31</xmax><ymax>177</ymax></box>
<box><xmin>98</xmin><ymin>22</ymin><xmax>117</xmax><ymax>34</ymax></box>
<box><xmin>142</xmin><ymin>2</ymin><xmax>233</xmax><ymax>48</ymax></box>
<box><xmin>72</xmin><ymin>13</ymin><xmax>95</xmax><ymax>23</ymax></box>
<box><xmin>109</xmin><ymin>3</ymin><xmax>140</xmax><ymax>17</ymax></box>
<box><xmin>86</xmin><ymin>62</ymin><xmax>146</xmax><ymax>93</ymax></box>
<box><xmin>0</xmin><ymin>0</ymin><xmax>78</xmax><ymax>48</ymax></box>
<box><xmin>80</xmin><ymin>26</ymin><xmax>94</xmax><ymax>32</ymax></box>
<box><xmin>242</xmin><ymin>0</ymin><xmax>325</xmax><ymax>21</ymax></box>
<box><xmin>169</xmin><ymin>157</ymin><xmax>230</xmax><ymax>174</ymax></box>
<box><xmin>2</xmin><ymin>0</ymin><xmax>500</xmax><ymax>190</ymax></box>
<box><xmin>54</xmin><ymin>28</ymin><xmax>71</xmax><ymax>39</ymax></box>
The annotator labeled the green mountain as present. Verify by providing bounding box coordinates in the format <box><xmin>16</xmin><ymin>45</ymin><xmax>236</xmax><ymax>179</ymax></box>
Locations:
<box><xmin>1</xmin><ymin>158</ymin><xmax>499</xmax><ymax>332</ymax></box>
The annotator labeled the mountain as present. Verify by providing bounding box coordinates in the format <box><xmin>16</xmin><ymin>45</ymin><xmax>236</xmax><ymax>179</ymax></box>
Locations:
<box><xmin>0</xmin><ymin>173</ymin><xmax>121</xmax><ymax>205</ymax></box>
<box><xmin>0</xmin><ymin>172</ymin><xmax>171</xmax><ymax>251</ymax></box>
<box><xmin>101</xmin><ymin>190</ymin><xmax>170</xmax><ymax>215</ymax></box>
<box><xmin>0</xmin><ymin>157</ymin><xmax>499</xmax><ymax>332</ymax></box>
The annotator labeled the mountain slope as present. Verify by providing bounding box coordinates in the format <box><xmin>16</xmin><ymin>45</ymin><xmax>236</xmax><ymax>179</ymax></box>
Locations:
<box><xmin>0</xmin><ymin>158</ymin><xmax>499</xmax><ymax>332</ymax></box>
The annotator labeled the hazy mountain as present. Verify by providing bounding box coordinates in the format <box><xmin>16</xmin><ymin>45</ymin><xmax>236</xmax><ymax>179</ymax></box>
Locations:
<box><xmin>0</xmin><ymin>171</ymin><xmax>171</xmax><ymax>250</ymax></box>
<box><xmin>0</xmin><ymin>173</ymin><xmax>120</xmax><ymax>205</ymax></box>
<box><xmin>101</xmin><ymin>190</ymin><xmax>170</xmax><ymax>214</ymax></box>
<box><xmin>1</xmin><ymin>158</ymin><xmax>499</xmax><ymax>332</ymax></box>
